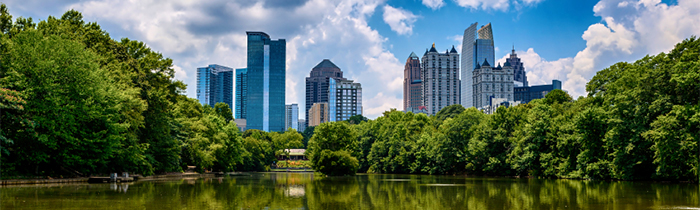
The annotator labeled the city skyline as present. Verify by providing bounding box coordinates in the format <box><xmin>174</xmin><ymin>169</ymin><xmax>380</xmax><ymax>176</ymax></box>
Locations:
<box><xmin>5</xmin><ymin>0</ymin><xmax>699</xmax><ymax>119</ymax></box>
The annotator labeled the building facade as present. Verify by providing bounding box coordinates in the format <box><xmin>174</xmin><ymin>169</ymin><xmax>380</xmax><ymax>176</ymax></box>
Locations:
<box><xmin>461</xmin><ymin>22</ymin><xmax>495</xmax><ymax>108</ymax></box>
<box><xmin>472</xmin><ymin>59</ymin><xmax>514</xmax><ymax>108</ymax></box>
<box><xmin>514</xmin><ymin>80</ymin><xmax>562</xmax><ymax>103</ymax></box>
<box><xmin>235</xmin><ymin>68</ymin><xmax>247</xmax><ymax>119</ymax></box>
<box><xmin>329</xmin><ymin>78</ymin><xmax>362</xmax><ymax>122</ymax></box>
<box><xmin>196</xmin><ymin>64</ymin><xmax>234</xmax><ymax>111</ymax></box>
<box><xmin>422</xmin><ymin>44</ymin><xmax>460</xmax><ymax>115</ymax></box>
<box><xmin>298</xmin><ymin>119</ymin><xmax>307</xmax><ymax>132</ymax></box>
<box><xmin>246</xmin><ymin>31</ymin><xmax>286</xmax><ymax>132</ymax></box>
<box><xmin>507</xmin><ymin>48</ymin><xmax>528</xmax><ymax>87</ymax></box>
<box><xmin>305</xmin><ymin>59</ymin><xmax>346</xmax><ymax>127</ymax></box>
<box><xmin>308</xmin><ymin>102</ymin><xmax>329</xmax><ymax>127</ymax></box>
<box><xmin>403</xmin><ymin>52</ymin><xmax>422</xmax><ymax>111</ymax></box>
<box><xmin>285</xmin><ymin>104</ymin><xmax>299</xmax><ymax>131</ymax></box>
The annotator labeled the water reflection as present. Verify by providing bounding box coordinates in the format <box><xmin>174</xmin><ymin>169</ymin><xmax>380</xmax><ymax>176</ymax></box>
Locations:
<box><xmin>1</xmin><ymin>173</ymin><xmax>698</xmax><ymax>210</ymax></box>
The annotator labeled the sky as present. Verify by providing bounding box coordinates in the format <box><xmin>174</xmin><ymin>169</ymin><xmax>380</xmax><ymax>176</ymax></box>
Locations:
<box><xmin>2</xmin><ymin>0</ymin><xmax>699</xmax><ymax>119</ymax></box>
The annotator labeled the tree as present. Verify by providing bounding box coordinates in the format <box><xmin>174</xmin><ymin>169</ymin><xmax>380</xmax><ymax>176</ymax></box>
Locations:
<box><xmin>214</xmin><ymin>102</ymin><xmax>233</xmax><ymax>122</ymax></box>
<box><xmin>273</xmin><ymin>128</ymin><xmax>304</xmax><ymax>160</ymax></box>
<box><xmin>307</xmin><ymin>122</ymin><xmax>358</xmax><ymax>176</ymax></box>
<box><xmin>346</xmin><ymin>115</ymin><xmax>368</xmax><ymax>125</ymax></box>
<box><xmin>544</xmin><ymin>89</ymin><xmax>572</xmax><ymax>105</ymax></box>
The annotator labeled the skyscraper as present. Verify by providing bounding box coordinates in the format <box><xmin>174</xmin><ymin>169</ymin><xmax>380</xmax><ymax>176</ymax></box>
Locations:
<box><xmin>196</xmin><ymin>64</ymin><xmax>234</xmax><ymax>111</ymax></box>
<box><xmin>514</xmin><ymin>80</ymin><xmax>561</xmax><ymax>103</ymax></box>
<box><xmin>422</xmin><ymin>44</ymin><xmax>460</xmax><ymax>115</ymax></box>
<box><xmin>403</xmin><ymin>52</ymin><xmax>422</xmax><ymax>112</ymax></box>
<box><xmin>305</xmin><ymin>59</ymin><xmax>345</xmax><ymax>126</ymax></box>
<box><xmin>285</xmin><ymin>104</ymin><xmax>299</xmax><ymax>131</ymax></box>
<box><xmin>235</xmin><ymin>68</ymin><xmax>247</xmax><ymax>119</ymax></box>
<box><xmin>461</xmin><ymin>22</ymin><xmax>495</xmax><ymax>108</ymax></box>
<box><xmin>246</xmin><ymin>31</ymin><xmax>286</xmax><ymax>132</ymax></box>
<box><xmin>328</xmin><ymin>78</ymin><xmax>362</xmax><ymax>122</ymax></box>
<box><xmin>507</xmin><ymin>47</ymin><xmax>528</xmax><ymax>87</ymax></box>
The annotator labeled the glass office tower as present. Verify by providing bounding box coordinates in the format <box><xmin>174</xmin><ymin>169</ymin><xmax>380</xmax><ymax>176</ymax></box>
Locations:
<box><xmin>196</xmin><ymin>64</ymin><xmax>234</xmax><ymax>111</ymax></box>
<box><xmin>461</xmin><ymin>22</ymin><xmax>495</xmax><ymax>108</ymax></box>
<box><xmin>235</xmin><ymin>68</ymin><xmax>247</xmax><ymax>119</ymax></box>
<box><xmin>246</xmin><ymin>31</ymin><xmax>286</xmax><ymax>132</ymax></box>
<box><xmin>285</xmin><ymin>104</ymin><xmax>299</xmax><ymax>131</ymax></box>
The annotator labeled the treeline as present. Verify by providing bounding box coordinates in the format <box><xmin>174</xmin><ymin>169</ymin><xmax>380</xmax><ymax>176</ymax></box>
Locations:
<box><xmin>309</xmin><ymin>37</ymin><xmax>700</xmax><ymax>180</ymax></box>
<box><xmin>0</xmin><ymin>6</ymin><xmax>303</xmax><ymax>177</ymax></box>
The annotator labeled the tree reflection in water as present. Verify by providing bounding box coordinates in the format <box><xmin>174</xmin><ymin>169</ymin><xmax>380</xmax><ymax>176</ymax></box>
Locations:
<box><xmin>1</xmin><ymin>173</ymin><xmax>698</xmax><ymax>209</ymax></box>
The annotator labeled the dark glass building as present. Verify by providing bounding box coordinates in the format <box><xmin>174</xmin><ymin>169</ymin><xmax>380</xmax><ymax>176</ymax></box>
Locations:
<box><xmin>196</xmin><ymin>64</ymin><xmax>234</xmax><ymax>111</ymax></box>
<box><xmin>246</xmin><ymin>31</ymin><xmax>286</xmax><ymax>132</ymax></box>
<box><xmin>235</xmin><ymin>68</ymin><xmax>247</xmax><ymax>119</ymax></box>
<box><xmin>507</xmin><ymin>47</ymin><xmax>528</xmax><ymax>87</ymax></box>
<box><xmin>514</xmin><ymin>80</ymin><xmax>562</xmax><ymax>103</ymax></box>
<box><xmin>305</xmin><ymin>59</ymin><xmax>345</xmax><ymax>126</ymax></box>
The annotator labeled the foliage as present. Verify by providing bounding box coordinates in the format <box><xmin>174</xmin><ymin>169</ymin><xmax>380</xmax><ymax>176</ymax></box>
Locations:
<box><xmin>307</xmin><ymin>122</ymin><xmax>358</xmax><ymax>176</ymax></box>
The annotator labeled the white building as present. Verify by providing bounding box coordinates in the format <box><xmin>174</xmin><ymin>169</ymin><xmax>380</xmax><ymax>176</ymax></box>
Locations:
<box><xmin>472</xmin><ymin>59</ymin><xmax>514</xmax><ymax>108</ymax></box>
<box><xmin>422</xmin><ymin>43</ymin><xmax>460</xmax><ymax>115</ymax></box>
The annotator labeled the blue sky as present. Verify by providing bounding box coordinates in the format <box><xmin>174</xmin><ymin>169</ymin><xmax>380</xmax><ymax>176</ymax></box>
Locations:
<box><xmin>2</xmin><ymin>0</ymin><xmax>699</xmax><ymax>119</ymax></box>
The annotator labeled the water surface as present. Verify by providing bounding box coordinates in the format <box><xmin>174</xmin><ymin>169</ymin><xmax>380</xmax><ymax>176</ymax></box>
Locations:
<box><xmin>2</xmin><ymin>173</ymin><xmax>699</xmax><ymax>209</ymax></box>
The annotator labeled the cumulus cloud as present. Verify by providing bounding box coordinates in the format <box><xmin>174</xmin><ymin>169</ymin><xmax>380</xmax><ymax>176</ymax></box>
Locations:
<box><xmin>62</xmin><ymin>0</ymin><xmax>403</xmax><ymax>119</ymax></box>
<box><xmin>453</xmin><ymin>0</ymin><xmax>542</xmax><ymax>11</ymax></box>
<box><xmin>422</xmin><ymin>0</ymin><xmax>445</xmax><ymax>10</ymax></box>
<box><xmin>498</xmin><ymin>0</ymin><xmax>700</xmax><ymax>97</ymax></box>
<box><xmin>382</xmin><ymin>5</ymin><xmax>419</xmax><ymax>35</ymax></box>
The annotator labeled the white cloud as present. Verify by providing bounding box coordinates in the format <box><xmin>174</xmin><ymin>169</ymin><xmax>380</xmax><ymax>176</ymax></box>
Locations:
<box><xmin>453</xmin><ymin>0</ymin><xmax>542</xmax><ymax>11</ymax></box>
<box><xmin>422</xmin><ymin>0</ymin><xmax>445</xmax><ymax>10</ymax></box>
<box><xmin>382</xmin><ymin>5</ymin><xmax>418</xmax><ymax>35</ymax></box>
<box><xmin>65</xmin><ymin>0</ymin><xmax>403</xmax><ymax>119</ymax></box>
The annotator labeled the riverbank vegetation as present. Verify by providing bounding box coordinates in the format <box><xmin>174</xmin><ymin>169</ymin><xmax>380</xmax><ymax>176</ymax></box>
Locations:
<box><xmin>327</xmin><ymin>35</ymin><xmax>699</xmax><ymax>180</ymax></box>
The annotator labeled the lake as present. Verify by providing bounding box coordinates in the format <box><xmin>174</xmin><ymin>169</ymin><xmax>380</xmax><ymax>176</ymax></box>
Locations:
<box><xmin>1</xmin><ymin>173</ymin><xmax>698</xmax><ymax>209</ymax></box>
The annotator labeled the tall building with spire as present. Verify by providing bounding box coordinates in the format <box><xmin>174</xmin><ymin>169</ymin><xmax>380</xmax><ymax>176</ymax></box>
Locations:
<box><xmin>422</xmin><ymin>43</ymin><xmax>460</xmax><ymax>115</ymax></box>
<box><xmin>403</xmin><ymin>52</ymin><xmax>422</xmax><ymax>112</ymax></box>
<box><xmin>462</xmin><ymin>22</ymin><xmax>495</xmax><ymax>108</ymax></box>
<box><xmin>305</xmin><ymin>59</ymin><xmax>346</xmax><ymax>126</ymax></box>
<box><xmin>507</xmin><ymin>46</ymin><xmax>528</xmax><ymax>87</ymax></box>
<box><xmin>246</xmin><ymin>31</ymin><xmax>286</xmax><ymax>132</ymax></box>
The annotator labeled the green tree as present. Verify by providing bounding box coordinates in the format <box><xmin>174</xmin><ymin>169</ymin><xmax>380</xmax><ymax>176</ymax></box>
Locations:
<box><xmin>307</xmin><ymin>122</ymin><xmax>358</xmax><ymax>176</ymax></box>
<box><xmin>214</xmin><ymin>102</ymin><xmax>233</xmax><ymax>122</ymax></box>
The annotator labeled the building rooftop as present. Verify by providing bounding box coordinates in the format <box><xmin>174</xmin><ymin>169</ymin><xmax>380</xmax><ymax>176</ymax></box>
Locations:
<box><xmin>429</xmin><ymin>43</ymin><xmax>438</xmax><ymax>52</ymax></box>
<box><xmin>482</xmin><ymin>58</ymin><xmax>491</xmax><ymax>67</ymax></box>
<box><xmin>409</xmin><ymin>52</ymin><xmax>419</xmax><ymax>59</ymax></box>
<box><xmin>313</xmin><ymin>59</ymin><xmax>340</xmax><ymax>69</ymax></box>
<box><xmin>450</xmin><ymin>45</ymin><xmax>458</xmax><ymax>53</ymax></box>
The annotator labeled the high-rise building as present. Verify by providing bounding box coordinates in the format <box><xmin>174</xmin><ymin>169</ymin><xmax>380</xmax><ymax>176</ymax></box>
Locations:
<box><xmin>507</xmin><ymin>47</ymin><xmax>528</xmax><ymax>87</ymax></box>
<box><xmin>514</xmin><ymin>80</ymin><xmax>562</xmax><ymax>103</ymax></box>
<box><xmin>298</xmin><ymin>119</ymin><xmax>307</xmax><ymax>132</ymax></box>
<box><xmin>246</xmin><ymin>31</ymin><xmax>286</xmax><ymax>132</ymax></box>
<box><xmin>308</xmin><ymin>102</ymin><xmax>329</xmax><ymax>127</ymax></box>
<box><xmin>473</xmin><ymin>59</ymin><xmax>514</xmax><ymax>108</ymax></box>
<box><xmin>329</xmin><ymin>78</ymin><xmax>362</xmax><ymax>122</ymax></box>
<box><xmin>422</xmin><ymin>44</ymin><xmax>460</xmax><ymax>115</ymax></box>
<box><xmin>197</xmin><ymin>64</ymin><xmax>234</xmax><ymax>111</ymax></box>
<box><xmin>285</xmin><ymin>104</ymin><xmax>299</xmax><ymax>131</ymax></box>
<box><xmin>403</xmin><ymin>52</ymin><xmax>422</xmax><ymax>111</ymax></box>
<box><xmin>461</xmin><ymin>22</ymin><xmax>495</xmax><ymax>108</ymax></box>
<box><xmin>235</xmin><ymin>68</ymin><xmax>247</xmax><ymax>119</ymax></box>
<box><xmin>305</xmin><ymin>59</ymin><xmax>345</xmax><ymax>126</ymax></box>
